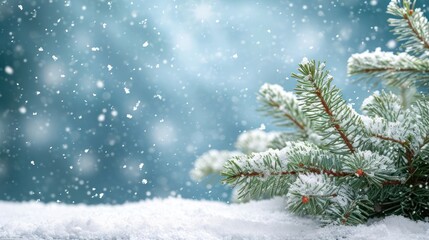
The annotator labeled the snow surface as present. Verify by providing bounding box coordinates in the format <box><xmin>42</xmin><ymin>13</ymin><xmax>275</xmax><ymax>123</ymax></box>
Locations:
<box><xmin>0</xmin><ymin>198</ymin><xmax>428</xmax><ymax>240</ymax></box>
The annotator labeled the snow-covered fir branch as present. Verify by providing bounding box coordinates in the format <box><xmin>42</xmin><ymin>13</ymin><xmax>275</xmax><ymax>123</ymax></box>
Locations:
<box><xmin>348</xmin><ymin>48</ymin><xmax>429</xmax><ymax>88</ymax></box>
<box><xmin>342</xmin><ymin>150</ymin><xmax>399</xmax><ymax>187</ymax></box>
<box><xmin>286</xmin><ymin>174</ymin><xmax>340</xmax><ymax>216</ymax></box>
<box><xmin>361</xmin><ymin>91</ymin><xmax>404</xmax><ymax>122</ymax></box>
<box><xmin>388</xmin><ymin>0</ymin><xmax>429</xmax><ymax>57</ymax></box>
<box><xmin>222</xmin><ymin>147</ymin><xmax>292</xmax><ymax>199</ymax></box>
<box><xmin>292</xmin><ymin>59</ymin><xmax>365</xmax><ymax>154</ymax></box>
<box><xmin>258</xmin><ymin>83</ymin><xmax>311</xmax><ymax>134</ymax></box>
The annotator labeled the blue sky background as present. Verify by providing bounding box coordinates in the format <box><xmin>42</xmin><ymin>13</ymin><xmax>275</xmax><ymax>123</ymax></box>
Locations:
<box><xmin>0</xmin><ymin>0</ymin><xmax>419</xmax><ymax>204</ymax></box>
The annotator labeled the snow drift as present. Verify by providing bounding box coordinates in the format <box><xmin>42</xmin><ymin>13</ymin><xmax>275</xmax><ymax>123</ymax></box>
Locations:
<box><xmin>0</xmin><ymin>198</ymin><xmax>428</xmax><ymax>239</ymax></box>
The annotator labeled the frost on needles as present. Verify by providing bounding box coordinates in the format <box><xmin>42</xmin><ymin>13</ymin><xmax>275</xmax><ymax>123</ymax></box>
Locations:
<box><xmin>191</xmin><ymin>0</ymin><xmax>429</xmax><ymax>225</ymax></box>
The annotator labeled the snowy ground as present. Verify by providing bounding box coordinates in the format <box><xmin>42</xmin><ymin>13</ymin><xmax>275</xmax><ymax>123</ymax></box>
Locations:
<box><xmin>0</xmin><ymin>198</ymin><xmax>428</xmax><ymax>240</ymax></box>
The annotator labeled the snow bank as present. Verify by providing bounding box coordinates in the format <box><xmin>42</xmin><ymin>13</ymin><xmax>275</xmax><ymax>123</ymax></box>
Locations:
<box><xmin>0</xmin><ymin>198</ymin><xmax>428</xmax><ymax>240</ymax></box>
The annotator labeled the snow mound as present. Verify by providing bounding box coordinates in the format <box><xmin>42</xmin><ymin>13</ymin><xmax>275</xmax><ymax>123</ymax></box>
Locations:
<box><xmin>0</xmin><ymin>198</ymin><xmax>428</xmax><ymax>240</ymax></box>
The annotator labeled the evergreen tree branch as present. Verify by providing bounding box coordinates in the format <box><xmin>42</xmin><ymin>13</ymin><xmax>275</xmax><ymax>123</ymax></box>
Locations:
<box><xmin>387</xmin><ymin>0</ymin><xmax>429</xmax><ymax>56</ymax></box>
<box><xmin>258</xmin><ymin>83</ymin><xmax>310</xmax><ymax>132</ymax></box>
<box><xmin>362</xmin><ymin>115</ymin><xmax>414</xmax><ymax>150</ymax></box>
<box><xmin>292</xmin><ymin>59</ymin><xmax>363</xmax><ymax>154</ymax></box>
<box><xmin>226</xmin><ymin>168</ymin><xmax>353</xmax><ymax>179</ymax></box>
<box><xmin>286</xmin><ymin>174</ymin><xmax>340</xmax><ymax>216</ymax></box>
<box><xmin>403</xmin><ymin>13</ymin><xmax>429</xmax><ymax>50</ymax></box>
<box><xmin>223</xmin><ymin>140</ymin><xmax>401</xmax><ymax>204</ymax></box>
<box><xmin>336</xmin><ymin>199</ymin><xmax>369</xmax><ymax>225</ymax></box>
<box><xmin>343</xmin><ymin>150</ymin><xmax>399</xmax><ymax>187</ymax></box>
<box><xmin>265</xmin><ymin>101</ymin><xmax>305</xmax><ymax>130</ymax></box>
<box><xmin>315</xmin><ymin>87</ymin><xmax>355</xmax><ymax>153</ymax></box>
<box><xmin>348</xmin><ymin>49</ymin><xmax>429</xmax><ymax>88</ymax></box>
<box><xmin>360</xmin><ymin>91</ymin><xmax>424</xmax><ymax>176</ymax></box>
<box><xmin>373</xmin><ymin>134</ymin><xmax>407</xmax><ymax>146</ymax></box>
<box><xmin>222</xmin><ymin>147</ymin><xmax>293</xmax><ymax>199</ymax></box>
<box><xmin>361</xmin><ymin>91</ymin><xmax>404</xmax><ymax>122</ymax></box>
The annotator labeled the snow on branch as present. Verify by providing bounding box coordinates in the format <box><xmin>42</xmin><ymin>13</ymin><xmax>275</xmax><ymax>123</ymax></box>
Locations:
<box><xmin>348</xmin><ymin>49</ymin><xmax>429</xmax><ymax>88</ymax></box>
<box><xmin>343</xmin><ymin>150</ymin><xmax>399</xmax><ymax>187</ymax></box>
<box><xmin>286</xmin><ymin>174</ymin><xmax>340</xmax><ymax>216</ymax></box>
<box><xmin>388</xmin><ymin>0</ymin><xmax>429</xmax><ymax>56</ymax></box>
<box><xmin>361</xmin><ymin>91</ymin><xmax>403</xmax><ymax>122</ymax></box>
<box><xmin>360</xmin><ymin>95</ymin><xmax>428</xmax><ymax>152</ymax></box>
<box><xmin>222</xmin><ymin>146</ymin><xmax>292</xmax><ymax>199</ymax></box>
<box><xmin>258</xmin><ymin>83</ymin><xmax>311</xmax><ymax>133</ymax></box>
<box><xmin>361</xmin><ymin>116</ymin><xmax>411</xmax><ymax>146</ymax></box>
<box><xmin>286</xmin><ymin>142</ymin><xmax>346</xmax><ymax>176</ymax></box>
<box><xmin>286</xmin><ymin>174</ymin><xmax>370</xmax><ymax>225</ymax></box>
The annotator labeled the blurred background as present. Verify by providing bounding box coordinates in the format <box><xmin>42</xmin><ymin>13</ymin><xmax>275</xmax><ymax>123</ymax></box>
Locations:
<box><xmin>0</xmin><ymin>0</ymin><xmax>413</xmax><ymax>204</ymax></box>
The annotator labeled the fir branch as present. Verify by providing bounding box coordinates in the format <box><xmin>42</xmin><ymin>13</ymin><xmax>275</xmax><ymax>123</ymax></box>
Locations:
<box><xmin>223</xmin><ymin>142</ymin><xmax>350</xmax><ymax>199</ymax></box>
<box><xmin>387</xmin><ymin>0</ymin><xmax>429</xmax><ymax>56</ymax></box>
<box><xmin>286</xmin><ymin>141</ymin><xmax>347</xmax><ymax>176</ymax></box>
<box><xmin>315</xmin><ymin>87</ymin><xmax>355</xmax><ymax>153</ymax></box>
<box><xmin>301</xmin><ymin>167</ymin><xmax>351</xmax><ymax>177</ymax></box>
<box><xmin>361</xmin><ymin>91</ymin><xmax>404</xmax><ymax>121</ymax></box>
<box><xmin>347</xmin><ymin>49</ymin><xmax>429</xmax><ymax>88</ymax></box>
<box><xmin>324</xmin><ymin>188</ymin><xmax>374</xmax><ymax>225</ymax></box>
<box><xmin>287</xmin><ymin>174</ymin><xmax>339</xmax><ymax>216</ymax></box>
<box><xmin>343</xmin><ymin>150</ymin><xmax>399</xmax><ymax>187</ymax></box>
<box><xmin>258</xmin><ymin>83</ymin><xmax>310</xmax><ymax>132</ymax></box>
<box><xmin>403</xmin><ymin>13</ymin><xmax>429</xmax><ymax>50</ymax></box>
<box><xmin>222</xmin><ymin>147</ymin><xmax>293</xmax><ymax>199</ymax></box>
<box><xmin>227</xmin><ymin>168</ymin><xmax>352</xmax><ymax>179</ymax></box>
<box><xmin>347</xmin><ymin>0</ymin><xmax>429</xmax><ymax>90</ymax></box>
<box><xmin>265</xmin><ymin>101</ymin><xmax>305</xmax><ymax>130</ymax></box>
<box><xmin>361</xmin><ymin>114</ymin><xmax>414</xmax><ymax>151</ymax></box>
<box><xmin>292</xmin><ymin>59</ymin><xmax>363</xmax><ymax>154</ymax></box>
<box><xmin>373</xmin><ymin>134</ymin><xmax>407</xmax><ymax>146</ymax></box>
